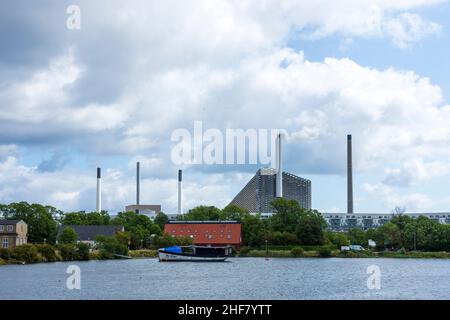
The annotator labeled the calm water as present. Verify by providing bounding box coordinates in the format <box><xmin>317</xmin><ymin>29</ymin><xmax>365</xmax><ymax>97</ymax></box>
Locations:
<box><xmin>1</xmin><ymin>258</ymin><xmax>449</xmax><ymax>300</ymax></box>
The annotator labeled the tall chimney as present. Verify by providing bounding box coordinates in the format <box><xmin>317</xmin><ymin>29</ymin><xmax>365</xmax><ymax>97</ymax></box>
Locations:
<box><xmin>96</xmin><ymin>167</ymin><xmax>101</xmax><ymax>213</ymax></box>
<box><xmin>276</xmin><ymin>133</ymin><xmax>283</xmax><ymax>198</ymax></box>
<box><xmin>136</xmin><ymin>161</ymin><xmax>140</xmax><ymax>206</ymax></box>
<box><xmin>178</xmin><ymin>169</ymin><xmax>183</xmax><ymax>215</ymax></box>
<box><xmin>347</xmin><ymin>134</ymin><xmax>353</xmax><ymax>214</ymax></box>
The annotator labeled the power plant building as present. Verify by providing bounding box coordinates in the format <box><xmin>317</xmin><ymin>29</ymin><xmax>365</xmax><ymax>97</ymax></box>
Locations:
<box><xmin>229</xmin><ymin>168</ymin><xmax>311</xmax><ymax>213</ymax></box>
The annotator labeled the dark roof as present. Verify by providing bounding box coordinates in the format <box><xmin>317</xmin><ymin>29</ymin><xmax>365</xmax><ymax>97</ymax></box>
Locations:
<box><xmin>0</xmin><ymin>220</ymin><xmax>23</xmax><ymax>225</ymax></box>
<box><xmin>58</xmin><ymin>225</ymin><xmax>124</xmax><ymax>241</ymax></box>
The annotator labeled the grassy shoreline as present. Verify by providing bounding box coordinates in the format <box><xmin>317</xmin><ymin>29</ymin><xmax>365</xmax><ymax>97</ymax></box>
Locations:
<box><xmin>3</xmin><ymin>249</ymin><xmax>450</xmax><ymax>266</ymax></box>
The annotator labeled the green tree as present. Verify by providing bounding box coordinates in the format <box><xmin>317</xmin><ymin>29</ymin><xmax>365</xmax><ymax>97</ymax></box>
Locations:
<box><xmin>325</xmin><ymin>231</ymin><xmax>349</xmax><ymax>248</ymax></box>
<box><xmin>241</xmin><ymin>213</ymin><xmax>267</xmax><ymax>247</ymax></box>
<box><xmin>59</xmin><ymin>227</ymin><xmax>78</xmax><ymax>244</ymax></box>
<box><xmin>295</xmin><ymin>211</ymin><xmax>326</xmax><ymax>245</ymax></box>
<box><xmin>96</xmin><ymin>235</ymin><xmax>128</xmax><ymax>259</ymax></box>
<box><xmin>111</xmin><ymin>211</ymin><xmax>161</xmax><ymax>249</ymax></box>
<box><xmin>0</xmin><ymin>202</ymin><xmax>59</xmax><ymax>243</ymax></box>
<box><xmin>62</xmin><ymin>211</ymin><xmax>110</xmax><ymax>225</ymax></box>
<box><xmin>154</xmin><ymin>212</ymin><xmax>169</xmax><ymax>230</ymax></box>
<box><xmin>347</xmin><ymin>228</ymin><xmax>367</xmax><ymax>246</ymax></box>
<box><xmin>269</xmin><ymin>198</ymin><xmax>303</xmax><ymax>233</ymax></box>
<box><xmin>222</xmin><ymin>205</ymin><xmax>249</xmax><ymax>221</ymax></box>
<box><xmin>182</xmin><ymin>206</ymin><xmax>223</xmax><ymax>221</ymax></box>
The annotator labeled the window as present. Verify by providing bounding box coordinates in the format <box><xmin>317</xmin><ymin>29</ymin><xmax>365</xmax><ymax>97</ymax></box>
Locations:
<box><xmin>7</xmin><ymin>225</ymin><xmax>13</xmax><ymax>232</ymax></box>
<box><xmin>0</xmin><ymin>225</ymin><xmax>4</xmax><ymax>232</ymax></box>
<box><xmin>2</xmin><ymin>238</ymin><xmax>8</xmax><ymax>248</ymax></box>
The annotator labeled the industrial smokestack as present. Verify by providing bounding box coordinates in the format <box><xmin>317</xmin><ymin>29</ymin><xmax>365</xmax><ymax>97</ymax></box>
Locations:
<box><xmin>178</xmin><ymin>169</ymin><xmax>183</xmax><ymax>215</ymax></box>
<box><xmin>347</xmin><ymin>134</ymin><xmax>353</xmax><ymax>214</ymax></box>
<box><xmin>96</xmin><ymin>167</ymin><xmax>101</xmax><ymax>213</ymax></box>
<box><xmin>136</xmin><ymin>161</ymin><xmax>140</xmax><ymax>206</ymax></box>
<box><xmin>276</xmin><ymin>133</ymin><xmax>283</xmax><ymax>198</ymax></box>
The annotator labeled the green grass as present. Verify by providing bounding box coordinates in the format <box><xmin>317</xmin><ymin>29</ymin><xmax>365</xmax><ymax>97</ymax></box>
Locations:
<box><xmin>129</xmin><ymin>249</ymin><xmax>158</xmax><ymax>258</ymax></box>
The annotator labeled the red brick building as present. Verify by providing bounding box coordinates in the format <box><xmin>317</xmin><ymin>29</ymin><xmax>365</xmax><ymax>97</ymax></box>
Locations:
<box><xmin>164</xmin><ymin>221</ymin><xmax>242</xmax><ymax>248</ymax></box>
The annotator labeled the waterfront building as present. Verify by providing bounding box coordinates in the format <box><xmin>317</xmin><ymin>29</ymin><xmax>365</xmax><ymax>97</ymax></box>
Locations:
<box><xmin>229</xmin><ymin>168</ymin><xmax>311</xmax><ymax>213</ymax></box>
<box><xmin>57</xmin><ymin>225</ymin><xmax>125</xmax><ymax>247</ymax></box>
<box><xmin>164</xmin><ymin>221</ymin><xmax>242</xmax><ymax>248</ymax></box>
<box><xmin>125</xmin><ymin>204</ymin><xmax>161</xmax><ymax>219</ymax></box>
<box><xmin>322</xmin><ymin>212</ymin><xmax>450</xmax><ymax>231</ymax></box>
<box><xmin>0</xmin><ymin>220</ymin><xmax>27</xmax><ymax>249</ymax></box>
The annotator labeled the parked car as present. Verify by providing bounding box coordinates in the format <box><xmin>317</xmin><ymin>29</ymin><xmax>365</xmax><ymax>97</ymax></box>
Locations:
<box><xmin>340</xmin><ymin>245</ymin><xmax>365</xmax><ymax>252</ymax></box>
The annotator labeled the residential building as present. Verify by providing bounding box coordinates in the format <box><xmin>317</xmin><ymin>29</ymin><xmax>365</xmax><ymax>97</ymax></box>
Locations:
<box><xmin>0</xmin><ymin>220</ymin><xmax>28</xmax><ymax>249</ymax></box>
<box><xmin>57</xmin><ymin>225</ymin><xmax>125</xmax><ymax>247</ymax></box>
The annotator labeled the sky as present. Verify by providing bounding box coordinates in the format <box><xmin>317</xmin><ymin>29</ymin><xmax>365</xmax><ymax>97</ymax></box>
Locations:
<box><xmin>1</xmin><ymin>0</ymin><xmax>450</xmax><ymax>214</ymax></box>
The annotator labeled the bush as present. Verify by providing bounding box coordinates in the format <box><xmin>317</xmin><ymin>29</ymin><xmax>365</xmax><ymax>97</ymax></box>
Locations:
<box><xmin>397</xmin><ymin>247</ymin><xmax>407</xmax><ymax>255</ymax></box>
<box><xmin>96</xmin><ymin>235</ymin><xmax>128</xmax><ymax>259</ymax></box>
<box><xmin>291</xmin><ymin>247</ymin><xmax>304</xmax><ymax>257</ymax></box>
<box><xmin>0</xmin><ymin>258</ymin><xmax>6</xmax><ymax>265</ymax></box>
<box><xmin>129</xmin><ymin>249</ymin><xmax>158</xmax><ymax>258</ymax></box>
<box><xmin>239</xmin><ymin>247</ymin><xmax>250</xmax><ymax>256</ymax></box>
<box><xmin>59</xmin><ymin>244</ymin><xmax>77</xmax><ymax>261</ymax></box>
<box><xmin>318</xmin><ymin>247</ymin><xmax>332</xmax><ymax>257</ymax></box>
<box><xmin>36</xmin><ymin>244</ymin><xmax>58</xmax><ymax>262</ymax></box>
<box><xmin>11</xmin><ymin>244</ymin><xmax>41</xmax><ymax>264</ymax></box>
<box><xmin>0</xmin><ymin>248</ymin><xmax>11</xmax><ymax>260</ymax></box>
<box><xmin>76</xmin><ymin>243</ymin><xmax>90</xmax><ymax>260</ymax></box>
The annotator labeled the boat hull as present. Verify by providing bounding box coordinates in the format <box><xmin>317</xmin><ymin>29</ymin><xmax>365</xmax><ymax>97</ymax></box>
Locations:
<box><xmin>158</xmin><ymin>251</ymin><xmax>228</xmax><ymax>262</ymax></box>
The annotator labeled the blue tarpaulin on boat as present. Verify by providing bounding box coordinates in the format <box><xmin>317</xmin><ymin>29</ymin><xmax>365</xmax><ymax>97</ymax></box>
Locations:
<box><xmin>163</xmin><ymin>246</ymin><xmax>182</xmax><ymax>253</ymax></box>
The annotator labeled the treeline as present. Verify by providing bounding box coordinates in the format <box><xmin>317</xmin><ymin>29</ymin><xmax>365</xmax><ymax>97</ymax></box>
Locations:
<box><xmin>0</xmin><ymin>202</ymin><xmax>172</xmax><ymax>250</ymax></box>
<box><xmin>2</xmin><ymin>200</ymin><xmax>450</xmax><ymax>253</ymax></box>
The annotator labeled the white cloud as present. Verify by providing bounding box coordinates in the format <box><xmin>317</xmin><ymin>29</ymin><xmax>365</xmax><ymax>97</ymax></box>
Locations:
<box><xmin>0</xmin><ymin>1</ymin><xmax>449</xmax><ymax>212</ymax></box>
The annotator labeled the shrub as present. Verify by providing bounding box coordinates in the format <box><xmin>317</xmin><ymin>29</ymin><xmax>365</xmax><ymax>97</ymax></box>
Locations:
<box><xmin>59</xmin><ymin>244</ymin><xmax>77</xmax><ymax>261</ymax></box>
<box><xmin>76</xmin><ymin>243</ymin><xmax>90</xmax><ymax>260</ymax></box>
<box><xmin>11</xmin><ymin>244</ymin><xmax>41</xmax><ymax>264</ymax></box>
<box><xmin>398</xmin><ymin>247</ymin><xmax>406</xmax><ymax>255</ymax></box>
<box><xmin>36</xmin><ymin>244</ymin><xmax>58</xmax><ymax>262</ymax></box>
<box><xmin>129</xmin><ymin>249</ymin><xmax>158</xmax><ymax>258</ymax></box>
<box><xmin>0</xmin><ymin>258</ymin><xmax>6</xmax><ymax>265</ymax></box>
<box><xmin>291</xmin><ymin>247</ymin><xmax>304</xmax><ymax>257</ymax></box>
<box><xmin>239</xmin><ymin>247</ymin><xmax>250</xmax><ymax>256</ymax></box>
<box><xmin>96</xmin><ymin>235</ymin><xmax>128</xmax><ymax>259</ymax></box>
<box><xmin>318</xmin><ymin>247</ymin><xmax>332</xmax><ymax>257</ymax></box>
<box><xmin>0</xmin><ymin>248</ymin><xmax>11</xmax><ymax>260</ymax></box>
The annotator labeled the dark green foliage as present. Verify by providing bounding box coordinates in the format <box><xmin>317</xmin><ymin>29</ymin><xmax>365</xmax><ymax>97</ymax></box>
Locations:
<box><xmin>76</xmin><ymin>243</ymin><xmax>90</xmax><ymax>260</ymax></box>
<box><xmin>62</xmin><ymin>211</ymin><xmax>110</xmax><ymax>225</ymax></box>
<box><xmin>296</xmin><ymin>211</ymin><xmax>326</xmax><ymax>245</ymax></box>
<box><xmin>36</xmin><ymin>244</ymin><xmax>57</xmax><ymax>262</ymax></box>
<box><xmin>0</xmin><ymin>248</ymin><xmax>10</xmax><ymax>260</ymax></box>
<box><xmin>59</xmin><ymin>244</ymin><xmax>77</xmax><ymax>261</ymax></box>
<box><xmin>181</xmin><ymin>206</ymin><xmax>224</xmax><ymax>221</ymax></box>
<box><xmin>318</xmin><ymin>247</ymin><xmax>332</xmax><ymax>257</ymax></box>
<box><xmin>0</xmin><ymin>202</ymin><xmax>59</xmax><ymax>244</ymax></box>
<box><xmin>111</xmin><ymin>211</ymin><xmax>161</xmax><ymax>249</ymax></box>
<box><xmin>95</xmin><ymin>235</ymin><xmax>128</xmax><ymax>259</ymax></box>
<box><xmin>291</xmin><ymin>247</ymin><xmax>304</xmax><ymax>257</ymax></box>
<box><xmin>154</xmin><ymin>212</ymin><xmax>169</xmax><ymax>230</ymax></box>
<box><xmin>11</xmin><ymin>244</ymin><xmax>40</xmax><ymax>263</ymax></box>
<box><xmin>59</xmin><ymin>226</ymin><xmax>78</xmax><ymax>244</ymax></box>
<box><xmin>347</xmin><ymin>228</ymin><xmax>366</xmax><ymax>246</ymax></box>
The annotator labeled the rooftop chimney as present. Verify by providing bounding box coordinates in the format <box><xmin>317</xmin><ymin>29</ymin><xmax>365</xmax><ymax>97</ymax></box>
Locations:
<box><xmin>347</xmin><ymin>134</ymin><xmax>353</xmax><ymax>214</ymax></box>
<box><xmin>178</xmin><ymin>170</ymin><xmax>183</xmax><ymax>215</ymax></box>
<box><xmin>96</xmin><ymin>167</ymin><xmax>101</xmax><ymax>213</ymax></box>
<box><xmin>276</xmin><ymin>133</ymin><xmax>283</xmax><ymax>198</ymax></box>
<box><xmin>136</xmin><ymin>161</ymin><xmax>140</xmax><ymax>206</ymax></box>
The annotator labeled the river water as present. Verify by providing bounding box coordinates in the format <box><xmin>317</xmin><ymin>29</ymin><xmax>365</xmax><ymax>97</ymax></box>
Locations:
<box><xmin>1</xmin><ymin>258</ymin><xmax>449</xmax><ymax>300</ymax></box>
